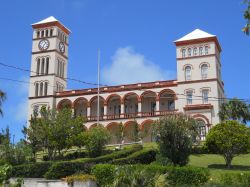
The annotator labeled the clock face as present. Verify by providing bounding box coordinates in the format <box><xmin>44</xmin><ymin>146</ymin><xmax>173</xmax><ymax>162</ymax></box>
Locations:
<box><xmin>38</xmin><ymin>39</ymin><xmax>49</xmax><ymax>51</ymax></box>
<box><xmin>59</xmin><ymin>42</ymin><xmax>65</xmax><ymax>53</ymax></box>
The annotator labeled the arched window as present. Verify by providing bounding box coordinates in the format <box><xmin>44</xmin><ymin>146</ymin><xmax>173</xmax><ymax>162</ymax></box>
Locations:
<box><xmin>41</xmin><ymin>30</ymin><xmax>44</xmax><ymax>37</ymax></box>
<box><xmin>201</xmin><ymin>64</ymin><xmax>208</xmax><ymax>79</ymax></box>
<box><xmin>36</xmin><ymin>58</ymin><xmax>40</xmax><ymax>75</ymax></box>
<box><xmin>202</xmin><ymin>89</ymin><xmax>209</xmax><ymax>104</ymax></box>
<box><xmin>199</xmin><ymin>47</ymin><xmax>203</xmax><ymax>55</ymax></box>
<box><xmin>46</xmin><ymin>30</ymin><xmax>49</xmax><ymax>37</ymax></box>
<box><xmin>35</xmin><ymin>83</ymin><xmax>39</xmax><ymax>97</ymax></box>
<box><xmin>44</xmin><ymin>82</ymin><xmax>48</xmax><ymax>96</ymax></box>
<box><xmin>39</xmin><ymin>82</ymin><xmax>43</xmax><ymax>96</ymax></box>
<box><xmin>193</xmin><ymin>48</ymin><xmax>197</xmax><ymax>56</ymax></box>
<box><xmin>188</xmin><ymin>48</ymin><xmax>192</xmax><ymax>57</ymax></box>
<box><xmin>50</xmin><ymin>29</ymin><xmax>53</xmax><ymax>36</ymax></box>
<box><xmin>41</xmin><ymin>58</ymin><xmax>45</xmax><ymax>75</ymax></box>
<box><xmin>46</xmin><ymin>57</ymin><xmax>49</xmax><ymax>75</ymax></box>
<box><xmin>37</xmin><ymin>31</ymin><xmax>40</xmax><ymax>38</ymax></box>
<box><xmin>197</xmin><ymin>120</ymin><xmax>206</xmax><ymax>140</ymax></box>
<box><xmin>205</xmin><ymin>46</ymin><xmax>209</xmax><ymax>55</ymax></box>
<box><xmin>182</xmin><ymin>49</ymin><xmax>186</xmax><ymax>58</ymax></box>
<box><xmin>185</xmin><ymin>66</ymin><xmax>191</xmax><ymax>81</ymax></box>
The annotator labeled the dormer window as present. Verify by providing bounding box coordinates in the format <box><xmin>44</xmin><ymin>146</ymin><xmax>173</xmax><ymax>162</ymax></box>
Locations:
<box><xmin>193</xmin><ymin>48</ymin><xmax>197</xmax><ymax>56</ymax></box>
<box><xmin>185</xmin><ymin>66</ymin><xmax>191</xmax><ymax>81</ymax></box>
<box><xmin>188</xmin><ymin>48</ymin><xmax>192</xmax><ymax>57</ymax></box>
<box><xmin>182</xmin><ymin>49</ymin><xmax>186</xmax><ymax>58</ymax></box>
<box><xmin>199</xmin><ymin>47</ymin><xmax>203</xmax><ymax>55</ymax></box>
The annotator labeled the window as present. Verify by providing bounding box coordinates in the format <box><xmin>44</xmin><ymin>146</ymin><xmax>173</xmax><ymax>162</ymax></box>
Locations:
<box><xmin>185</xmin><ymin>66</ymin><xmax>191</xmax><ymax>81</ymax></box>
<box><xmin>46</xmin><ymin>30</ymin><xmax>49</xmax><ymax>37</ymax></box>
<box><xmin>33</xmin><ymin>105</ymin><xmax>39</xmax><ymax>114</ymax></box>
<box><xmin>41</xmin><ymin>58</ymin><xmax>45</xmax><ymax>75</ymax></box>
<box><xmin>197</xmin><ymin>120</ymin><xmax>206</xmax><ymax>140</ymax></box>
<box><xmin>193</xmin><ymin>48</ymin><xmax>197</xmax><ymax>56</ymax></box>
<box><xmin>186</xmin><ymin>91</ymin><xmax>193</xmax><ymax>105</ymax></box>
<box><xmin>202</xmin><ymin>90</ymin><xmax>209</xmax><ymax>104</ymax></box>
<box><xmin>39</xmin><ymin>82</ymin><xmax>43</xmax><ymax>96</ymax></box>
<box><xmin>167</xmin><ymin>100</ymin><xmax>175</xmax><ymax>110</ymax></box>
<box><xmin>41</xmin><ymin>30</ymin><xmax>44</xmax><ymax>38</ymax></box>
<box><xmin>182</xmin><ymin>49</ymin><xmax>186</xmax><ymax>58</ymax></box>
<box><xmin>37</xmin><ymin>31</ymin><xmax>40</xmax><ymax>38</ymax></box>
<box><xmin>35</xmin><ymin>83</ymin><xmax>39</xmax><ymax>97</ymax></box>
<box><xmin>201</xmin><ymin>64</ymin><xmax>208</xmax><ymax>79</ymax></box>
<box><xmin>50</xmin><ymin>29</ymin><xmax>53</xmax><ymax>36</ymax></box>
<box><xmin>188</xmin><ymin>48</ymin><xmax>192</xmax><ymax>57</ymax></box>
<box><xmin>45</xmin><ymin>58</ymin><xmax>49</xmax><ymax>75</ymax></box>
<box><xmin>44</xmin><ymin>82</ymin><xmax>48</xmax><ymax>96</ymax></box>
<box><xmin>205</xmin><ymin>46</ymin><xmax>209</xmax><ymax>55</ymax></box>
<box><xmin>36</xmin><ymin>59</ymin><xmax>40</xmax><ymax>75</ymax></box>
<box><xmin>199</xmin><ymin>47</ymin><xmax>203</xmax><ymax>55</ymax></box>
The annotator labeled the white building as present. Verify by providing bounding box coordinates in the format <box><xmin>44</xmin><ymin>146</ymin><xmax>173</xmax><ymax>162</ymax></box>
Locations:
<box><xmin>28</xmin><ymin>16</ymin><xmax>225</xmax><ymax>143</ymax></box>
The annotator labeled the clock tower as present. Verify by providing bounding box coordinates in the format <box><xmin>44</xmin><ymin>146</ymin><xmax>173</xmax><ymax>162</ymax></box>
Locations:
<box><xmin>27</xmin><ymin>16</ymin><xmax>71</xmax><ymax>120</ymax></box>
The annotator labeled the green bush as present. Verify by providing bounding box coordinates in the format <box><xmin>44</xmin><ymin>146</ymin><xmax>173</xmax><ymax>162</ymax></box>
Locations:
<box><xmin>91</xmin><ymin>164</ymin><xmax>115</xmax><ymax>186</ymax></box>
<box><xmin>219</xmin><ymin>172</ymin><xmax>250</xmax><ymax>186</ymax></box>
<box><xmin>11</xmin><ymin>162</ymin><xmax>52</xmax><ymax>178</ymax></box>
<box><xmin>0</xmin><ymin>164</ymin><xmax>12</xmax><ymax>183</ymax></box>
<box><xmin>111</xmin><ymin>148</ymin><xmax>157</xmax><ymax>164</ymax></box>
<box><xmin>191</xmin><ymin>145</ymin><xmax>210</xmax><ymax>154</ymax></box>
<box><xmin>44</xmin><ymin>161</ymin><xmax>93</xmax><ymax>179</ymax></box>
<box><xmin>167</xmin><ymin>166</ymin><xmax>209</xmax><ymax>186</ymax></box>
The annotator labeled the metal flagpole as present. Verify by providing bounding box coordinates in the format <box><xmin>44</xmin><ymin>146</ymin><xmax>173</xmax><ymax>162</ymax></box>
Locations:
<box><xmin>97</xmin><ymin>49</ymin><xmax>100</xmax><ymax>125</ymax></box>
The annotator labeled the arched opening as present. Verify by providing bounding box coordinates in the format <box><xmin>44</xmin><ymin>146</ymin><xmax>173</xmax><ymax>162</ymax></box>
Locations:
<box><xmin>159</xmin><ymin>89</ymin><xmax>175</xmax><ymax>115</ymax></box>
<box><xmin>90</xmin><ymin>96</ymin><xmax>105</xmax><ymax>121</ymax></box>
<box><xmin>123</xmin><ymin>121</ymin><xmax>140</xmax><ymax>143</ymax></box>
<box><xmin>106</xmin><ymin>95</ymin><xmax>121</xmax><ymax>119</ymax></box>
<box><xmin>141</xmin><ymin>91</ymin><xmax>156</xmax><ymax>117</ymax></box>
<box><xmin>57</xmin><ymin>99</ymin><xmax>72</xmax><ymax>110</ymax></box>
<box><xmin>107</xmin><ymin>122</ymin><xmax>122</xmax><ymax>144</ymax></box>
<box><xmin>123</xmin><ymin>93</ymin><xmax>139</xmax><ymax>118</ymax></box>
<box><xmin>141</xmin><ymin>120</ymin><xmax>154</xmax><ymax>143</ymax></box>
<box><xmin>197</xmin><ymin>119</ymin><xmax>207</xmax><ymax>141</ymax></box>
<box><xmin>74</xmin><ymin>97</ymin><xmax>88</xmax><ymax>119</ymax></box>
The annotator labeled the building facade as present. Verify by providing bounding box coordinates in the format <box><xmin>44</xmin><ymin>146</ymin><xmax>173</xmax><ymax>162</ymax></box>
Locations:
<box><xmin>28</xmin><ymin>17</ymin><xmax>225</xmax><ymax>143</ymax></box>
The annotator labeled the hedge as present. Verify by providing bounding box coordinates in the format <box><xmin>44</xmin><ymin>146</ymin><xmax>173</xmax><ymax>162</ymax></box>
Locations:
<box><xmin>111</xmin><ymin>148</ymin><xmax>157</xmax><ymax>164</ymax></box>
<box><xmin>11</xmin><ymin>162</ymin><xmax>52</xmax><ymax>178</ymax></box>
<box><xmin>91</xmin><ymin>164</ymin><xmax>209</xmax><ymax>186</ymax></box>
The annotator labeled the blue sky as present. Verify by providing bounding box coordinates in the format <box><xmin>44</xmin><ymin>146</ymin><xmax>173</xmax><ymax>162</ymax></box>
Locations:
<box><xmin>0</xmin><ymin>0</ymin><xmax>249</xmax><ymax>142</ymax></box>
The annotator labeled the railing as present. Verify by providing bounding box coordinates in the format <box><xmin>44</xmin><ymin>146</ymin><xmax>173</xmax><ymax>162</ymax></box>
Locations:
<box><xmin>87</xmin><ymin>110</ymin><xmax>177</xmax><ymax>122</ymax></box>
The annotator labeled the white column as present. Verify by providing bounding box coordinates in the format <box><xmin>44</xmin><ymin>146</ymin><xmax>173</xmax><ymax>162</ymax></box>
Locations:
<box><xmin>104</xmin><ymin>105</ymin><xmax>107</xmax><ymax>119</ymax></box>
<box><xmin>87</xmin><ymin>106</ymin><xmax>91</xmax><ymax>120</ymax></box>
<box><xmin>138</xmin><ymin>102</ymin><xmax>142</xmax><ymax>117</ymax></box>
<box><xmin>121</xmin><ymin>103</ymin><xmax>124</xmax><ymax>118</ymax></box>
<box><xmin>156</xmin><ymin>100</ymin><xmax>160</xmax><ymax>115</ymax></box>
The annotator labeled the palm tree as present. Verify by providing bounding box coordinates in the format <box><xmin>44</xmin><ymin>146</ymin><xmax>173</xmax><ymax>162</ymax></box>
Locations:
<box><xmin>0</xmin><ymin>90</ymin><xmax>6</xmax><ymax>116</ymax></box>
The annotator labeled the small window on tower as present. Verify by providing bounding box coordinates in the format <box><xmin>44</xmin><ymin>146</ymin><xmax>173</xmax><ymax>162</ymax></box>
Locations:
<box><xmin>182</xmin><ymin>49</ymin><xmax>186</xmax><ymax>58</ymax></box>
<box><xmin>36</xmin><ymin>59</ymin><xmax>40</xmax><ymax>75</ymax></box>
<box><xmin>50</xmin><ymin>29</ymin><xmax>53</xmax><ymax>36</ymax></box>
<box><xmin>46</xmin><ymin>30</ymin><xmax>49</xmax><ymax>37</ymax></box>
<box><xmin>201</xmin><ymin>64</ymin><xmax>208</xmax><ymax>79</ymax></box>
<box><xmin>199</xmin><ymin>47</ymin><xmax>203</xmax><ymax>55</ymax></box>
<box><xmin>186</xmin><ymin>91</ymin><xmax>193</xmax><ymax>105</ymax></box>
<box><xmin>202</xmin><ymin>90</ymin><xmax>209</xmax><ymax>104</ymax></box>
<box><xmin>39</xmin><ymin>82</ymin><xmax>43</xmax><ymax>96</ymax></box>
<box><xmin>46</xmin><ymin>57</ymin><xmax>49</xmax><ymax>75</ymax></box>
<box><xmin>188</xmin><ymin>48</ymin><xmax>192</xmax><ymax>57</ymax></box>
<box><xmin>193</xmin><ymin>48</ymin><xmax>197</xmax><ymax>56</ymax></box>
<box><xmin>35</xmin><ymin>83</ymin><xmax>39</xmax><ymax>97</ymax></box>
<box><xmin>44</xmin><ymin>82</ymin><xmax>48</xmax><ymax>96</ymax></box>
<box><xmin>205</xmin><ymin>46</ymin><xmax>209</xmax><ymax>55</ymax></box>
<box><xmin>41</xmin><ymin>30</ymin><xmax>44</xmax><ymax>38</ymax></box>
<box><xmin>185</xmin><ymin>66</ymin><xmax>191</xmax><ymax>81</ymax></box>
<box><xmin>37</xmin><ymin>31</ymin><xmax>40</xmax><ymax>38</ymax></box>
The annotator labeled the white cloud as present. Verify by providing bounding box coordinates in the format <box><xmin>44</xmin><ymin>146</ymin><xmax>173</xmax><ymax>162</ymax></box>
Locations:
<box><xmin>102</xmin><ymin>47</ymin><xmax>175</xmax><ymax>85</ymax></box>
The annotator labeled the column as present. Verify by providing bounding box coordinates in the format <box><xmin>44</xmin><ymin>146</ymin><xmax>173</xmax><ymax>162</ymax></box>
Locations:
<box><xmin>87</xmin><ymin>106</ymin><xmax>91</xmax><ymax>121</ymax></box>
<box><xmin>103</xmin><ymin>104</ymin><xmax>107</xmax><ymax>119</ymax></box>
<box><xmin>138</xmin><ymin>102</ymin><xmax>142</xmax><ymax>117</ymax></box>
<box><xmin>156</xmin><ymin>98</ymin><xmax>160</xmax><ymax>115</ymax></box>
<box><xmin>120</xmin><ymin>103</ymin><xmax>125</xmax><ymax>118</ymax></box>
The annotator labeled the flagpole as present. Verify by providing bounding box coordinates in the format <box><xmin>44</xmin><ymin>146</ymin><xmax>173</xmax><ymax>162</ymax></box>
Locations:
<box><xmin>97</xmin><ymin>49</ymin><xmax>100</xmax><ymax>125</ymax></box>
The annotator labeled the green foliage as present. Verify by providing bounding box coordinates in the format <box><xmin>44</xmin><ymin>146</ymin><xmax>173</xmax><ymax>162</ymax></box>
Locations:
<box><xmin>219</xmin><ymin>172</ymin><xmax>250</xmax><ymax>186</ymax></box>
<box><xmin>0</xmin><ymin>164</ymin><xmax>12</xmax><ymax>183</ymax></box>
<box><xmin>44</xmin><ymin>161</ymin><xmax>92</xmax><ymax>179</ymax></box>
<box><xmin>84</xmin><ymin>125</ymin><xmax>111</xmax><ymax>157</ymax></box>
<box><xmin>24</xmin><ymin>107</ymin><xmax>85</xmax><ymax>160</ymax></box>
<box><xmin>91</xmin><ymin>164</ymin><xmax>115</xmax><ymax>186</ymax></box>
<box><xmin>153</xmin><ymin>113</ymin><xmax>198</xmax><ymax>166</ymax></box>
<box><xmin>111</xmin><ymin>148</ymin><xmax>157</xmax><ymax>165</ymax></box>
<box><xmin>205</xmin><ymin>120</ymin><xmax>250</xmax><ymax>168</ymax></box>
<box><xmin>219</xmin><ymin>98</ymin><xmax>250</xmax><ymax>123</ymax></box>
<box><xmin>167</xmin><ymin>166</ymin><xmax>209</xmax><ymax>186</ymax></box>
<box><xmin>11</xmin><ymin>162</ymin><xmax>52</xmax><ymax>178</ymax></box>
<box><xmin>124</xmin><ymin>121</ymin><xmax>140</xmax><ymax>142</ymax></box>
<box><xmin>0</xmin><ymin>89</ymin><xmax>6</xmax><ymax>117</ymax></box>
<box><xmin>64</xmin><ymin>174</ymin><xmax>96</xmax><ymax>184</ymax></box>
<box><xmin>243</xmin><ymin>0</ymin><xmax>250</xmax><ymax>35</ymax></box>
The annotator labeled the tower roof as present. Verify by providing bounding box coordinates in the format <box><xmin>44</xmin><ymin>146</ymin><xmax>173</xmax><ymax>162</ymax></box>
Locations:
<box><xmin>175</xmin><ymin>29</ymin><xmax>215</xmax><ymax>42</ymax></box>
<box><xmin>32</xmin><ymin>16</ymin><xmax>71</xmax><ymax>34</ymax></box>
<box><xmin>174</xmin><ymin>29</ymin><xmax>221</xmax><ymax>52</ymax></box>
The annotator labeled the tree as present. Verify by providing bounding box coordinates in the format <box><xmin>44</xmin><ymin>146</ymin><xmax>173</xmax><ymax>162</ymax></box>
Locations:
<box><xmin>0</xmin><ymin>90</ymin><xmax>6</xmax><ymax>117</ymax></box>
<box><xmin>205</xmin><ymin>120</ymin><xmax>250</xmax><ymax>168</ymax></box>
<box><xmin>84</xmin><ymin>125</ymin><xmax>111</xmax><ymax>157</ymax></box>
<box><xmin>243</xmin><ymin>0</ymin><xmax>250</xmax><ymax>35</ymax></box>
<box><xmin>219</xmin><ymin>98</ymin><xmax>250</xmax><ymax>124</ymax></box>
<box><xmin>153</xmin><ymin>114</ymin><xmax>198</xmax><ymax>166</ymax></box>
<box><xmin>24</xmin><ymin>106</ymin><xmax>85</xmax><ymax>160</ymax></box>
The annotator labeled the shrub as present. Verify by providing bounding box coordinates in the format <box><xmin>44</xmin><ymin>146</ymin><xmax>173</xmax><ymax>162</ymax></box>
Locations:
<box><xmin>0</xmin><ymin>164</ymin><xmax>12</xmax><ymax>183</ymax></box>
<box><xmin>11</xmin><ymin>162</ymin><xmax>52</xmax><ymax>178</ymax></box>
<box><xmin>219</xmin><ymin>172</ymin><xmax>250</xmax><ymax>186</ymax></box>
<box><xmin>191</xmin><ymin>145</ymin><xmax>209</xmax><ymax>154</ymax></box>
<box><xmin>64</xmin><ymin>174</ymin><xmax>96</xmax><ymax>184</ymax></box>
<box><xmin>167</xmin><ymin>166</ymin><xmax>209</xmax><ymax>186</ymax></box>
<box><xmin>85</xmin><ymin>126</ymin><xmax>111</xmax><ymax>157</ymax></box>
<box><xmin>111</xmin><ymin>148</ymin><xmax>157</xmax><ymax>164</ymax></box>
<box><xmin>91</xmin><ymin>164</ymin><xmax>115</xmax><ymax>186</ymax></box>
<box><xmin>44</xmin><ymin>161</ymin><xmax>93</xmax><ymax>179</ymax></box>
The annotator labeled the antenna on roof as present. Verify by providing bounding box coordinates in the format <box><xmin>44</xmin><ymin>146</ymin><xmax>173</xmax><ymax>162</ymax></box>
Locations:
<box><xmin>97</xmin><ymin>49</ymin><xmax>100</xmax><ymax>125</ymax></box>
